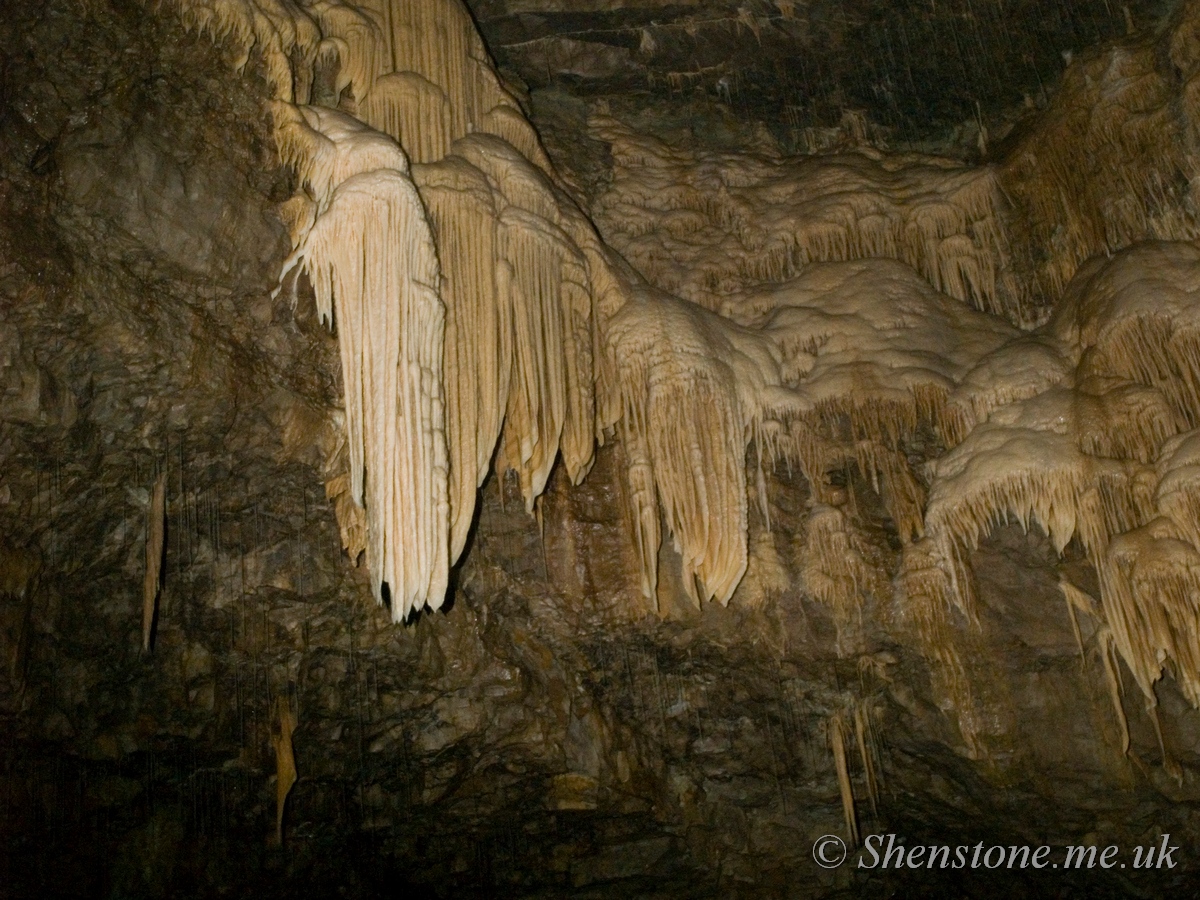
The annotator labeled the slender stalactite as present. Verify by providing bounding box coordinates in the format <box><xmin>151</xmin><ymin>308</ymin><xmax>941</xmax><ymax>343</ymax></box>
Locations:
<box><xmin>142</xmin><ymin>471</ymin><xmax>166</xmax><ymax>653</ymax></box>
<box><xmin>273</xmin><ymin>696</ymin><xmax>298</xmax><ymax>845</ymax></box>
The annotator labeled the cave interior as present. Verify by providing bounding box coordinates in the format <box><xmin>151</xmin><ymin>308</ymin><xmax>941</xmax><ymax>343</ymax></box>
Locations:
<box><xmin>4</xmin><ymin>0</ymin><xmax>1200</xmax><ymax>896</ymax></box>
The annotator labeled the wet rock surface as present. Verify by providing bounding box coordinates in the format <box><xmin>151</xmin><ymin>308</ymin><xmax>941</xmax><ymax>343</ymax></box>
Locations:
<box><xmin>0</xmin><ymin>1</ymin><xmax>1198</xmax><ymax>899</ymax></box>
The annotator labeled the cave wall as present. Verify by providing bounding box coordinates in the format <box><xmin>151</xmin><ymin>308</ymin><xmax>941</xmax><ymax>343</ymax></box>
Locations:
<box><xmin>473</xmin><ymin>0</ymin><xmax>1158</xmax><ymax>156</ymax></box>
<box><xmin>1</xmin><ymin>0</ymin><xmax>1200</xmax><ymax>899</ymax></box>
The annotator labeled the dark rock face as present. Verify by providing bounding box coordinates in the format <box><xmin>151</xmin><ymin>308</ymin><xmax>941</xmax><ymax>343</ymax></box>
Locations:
<box><xmin>1</xmin><ymin>1</ymin><xmax>1199</xmax><ymax>899</ymax></box>
<box><xmin>474</xmin><ymin>0</ymin><xmax>1159</xmax><ymax>156</ymax></box>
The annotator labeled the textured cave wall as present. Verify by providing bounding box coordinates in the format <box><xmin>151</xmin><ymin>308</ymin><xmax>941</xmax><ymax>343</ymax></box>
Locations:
<box><xmin>1</xmin><ymin>1</ymin><xmax>1200</xmax><ymax>899</ymax></box>
<box><xmin>473</xmin><ymin>0</ymin><xmax>1166</xmax><ymax>158</ymax></box>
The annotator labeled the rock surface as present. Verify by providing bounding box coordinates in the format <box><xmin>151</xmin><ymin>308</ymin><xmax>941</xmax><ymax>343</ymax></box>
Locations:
<box><xmin>0</xmin><ymin>1</ymin><xmax>1198</xmax><ymax>899</ymax></box>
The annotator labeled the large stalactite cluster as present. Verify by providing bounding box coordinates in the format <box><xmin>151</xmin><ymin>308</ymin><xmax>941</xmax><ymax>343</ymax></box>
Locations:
<box><xmin>166</xmin><ymin>0</ymin><xmax>621</xmax><ymax>620</ymax></box>
<box><xmin>151</xmin><ymin>0</ymin><xmax>1200</xmax><ymax>771</ymax></box>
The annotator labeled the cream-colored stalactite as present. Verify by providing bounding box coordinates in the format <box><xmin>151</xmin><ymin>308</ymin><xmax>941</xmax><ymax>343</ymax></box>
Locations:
<box><xmin>284</xmin><ymin>166</ymin><xmax>448</xmax><ymax>619</ymax></box>
<box><xmin>153</xmin><ymin>0</ymin><xmax>607</xmax><ymax>608</ymax></box>
<box><xmin>852</xmin><ymin>440</ymin><xmax>926</xmax><ymax>545</ymax></box>
<box><xmin>1004</xmin><ymin>35</ymin><xmax>1200</xmax><ymax>300</ymax></box>
<box><xmin>306</xmin><ymin>0</ymin><xmax>386</xmax><ymax>106</ymax></box>
<box><xmin>379</xmin><ymin>0</ymin><xmax>521</xmax><ymax>144</ymax></box>
<box><xmin>899</xmin><ymin>534</ymin><xmax>978</xmax><ymax>628</ymax></box>
<box><xmin>921</xmin><ymin>244</ymin><xmax>1200</xmax><ymax>724</ymax></box>
<box><xmin>579</xmin><ymin>244</ymin><xmax>630</xmax><ymax>438</ymax></box>
<box><xmin>719</xmin><ymin>259</ymin><xmax>1015</xmax><ymax>550</ymax></box>
<box><xmin>1095</xmin><ymin>428</ymin><xmax>1200</xmax><ymax>705</ymax></box>
<box><xmin>451</xmin><ymin>135</ymin><xmax>614</xmax><ymax>451</ymax></box>
<box><xmin>316</xmin><ymin>37</ymin><xmax>354</xmax><ymax>99</ymax></box>
<box><xmin>828</xmin><ymin>713</ymin><xmax>860</xmax><ymax>846</ymax></box>
<box><xmin>480</xmin><ymin>104</ymin><xmax>557</xmax><ymax>179</ymax></box>
<box><xmin>452</xmin><ymin>134</ymin><xmax>615</xmax><ymax>441</ymax></box>
<box><xmin>1052</xmin><ymin>242</ymin><xmax>1200</xmax><ymax>430</ymax></box>
<box><xmin>897</xmin><ymin>538</ymin><xmax>983</xmax><ymax>755</ymax></box>
<box><xmin>559</xmin><ymin>255</ymin><xmax>599</xmax><ymax>485</ymax></box>
<box><xmin>158</xmin><ymin>0</ymin><xmax>1068</xmax><ymax>626</ymax></box>
<box><xmin>721</xmin><ymin>259</ymin><xmax>1019</xmax><ymax>448</ymax></box>
<box><xmin>440</xmin><ymin>132</ymin><xmax>603</xmax><ymax>502</ymax></box>
<box><xmin>800</xmin><ymin>503</ymin><xmax>886</xmax><ymax>633</ymax></box>
<box><xmin>165</xmin><ymin>0</ymin><xmax>324</xmax><ymax>102</ymax></box>
<box><xmin>926</xmin><ymin>390</ymin><xmax>1103</xmax><ymax>557</ymax></box>
<box><xmin>412</xmin><ymin>157</ymin><xmax>508</xmax><ymax>562</ymax></box>
<box><xmin>732</xmin><ymin>525</ymin><xmax>790</xmax><ymax>610</ymax></box>
<box><xmin>1103</xmin><ymin>517</ymin><xmax>1200</xmax><ymax>705</ymax></box>
<box><xmin>272</xmin><ymin>108</ymin><xmax>452</xmax><ymax>609</ymax></box>
<box><xmin>383</xmin><ymin>0</ymin><xmax>471</xmax><ymax>133</ymax></box>
<box><xmin>260</xmin><ymin>0</ymin><xmax>322</xmax><ymax>100</ymax></box>
<box><xmin>453</xmin><ymin>133</ymin><xmax>563</xmax><ymax>222</ymax></box>
<box><xmin>607</xmin><ymin>292</ymin><xmax>751</xmax><ymax>606</ymax></box>
<box><xmin>1057</xmin><ymin>576</ymin><xmax>1095</xmax><ymax>662</ymax></box>
<box><xmin>1154</xmin><ymin>429</ymin><xmax>1200</xmax><ymax>550</ymax></box>
<box><xmin>942</xmin><ymin>335</ymin><xmax>1075</xmax><ymax>448</ymax></box>
<box><xmin>275</xmin><ymin>104</ymin><xmax>410</xmax><ymax>213</ymax></box>
<box><xmin>1096</xmin><ymin>625</ymin><xmax>1133</xmax><ymax>753</ymax></box>
<box><xmin>853</xmin><ymin>706</ymin><xmax>880</xmax><ymax>817</ymax></box>
<box><xmin>497</xmin><ymin>207</ymin><xmax>574</xmax><ymax>508</ymax></box>
<box><xmin>593</xmin><ymin>254</ymin><xmax>1022</xmax><ymax>608</ymax></box>
<box><xmin>363</xmin><ymin>72</ymin><xmax>452</xmax><ymax>163</ymax></box>
<box><xmin>1073</xmin><ymin>374</ymin><xmax>1178</xmax><ymax>464</ymax></box>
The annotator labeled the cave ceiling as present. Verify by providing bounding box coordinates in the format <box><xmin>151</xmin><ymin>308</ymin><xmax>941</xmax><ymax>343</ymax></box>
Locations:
<box><xmin>470</xmin><ymin>0</ymin><xmax>1163</xmax><ymax>152</ymax></box>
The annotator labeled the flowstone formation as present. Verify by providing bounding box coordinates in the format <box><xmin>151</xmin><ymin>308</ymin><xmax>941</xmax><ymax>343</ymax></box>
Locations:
<box><xmin>918</xmin><ymin>243</ymin><xmax>1200</xmax><ymax>723</ymax></box>
<box><xmin>590</xmin><ymin>117</ymin><xmax>1023</xmax><ymax>322</ymax></box>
